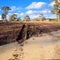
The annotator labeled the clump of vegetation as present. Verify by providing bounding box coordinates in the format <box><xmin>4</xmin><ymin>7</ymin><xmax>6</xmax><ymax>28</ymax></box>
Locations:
<box><xmin>23</xmin><ymin>15</ymin><xmax>30</xmax><ymax>21</ymax></box>
<box><xmin>1</xmin><ymin>6</ymin><xmax>11</xmax><ymax>20</ymax></box>
<box><xmin>1</xmin><ymin>6</ymin><xmax>21</xmax><ymax>21</ymax></box>
<box><xmin>51</xmin><ymin>0</ymin><xmax>60</xmax><ymax>21</ymax></box>
<box><xmin>9</xmin><ymin>14</ymin><xmax>21</xmax><ymax>21</ymax></box>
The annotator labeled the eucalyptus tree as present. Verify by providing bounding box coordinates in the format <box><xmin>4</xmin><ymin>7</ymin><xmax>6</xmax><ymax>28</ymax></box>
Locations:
<box><xmin>9</xmin><ymin>14</ymin><xmax>17</xmax><ymax>21</ymax></box>
<box><xmin>39</xmin><ymin>13</ymin><xmax>44</xmax><ymax>20</ymax></box>
<box><xmin>23</xmin><ymin>15</ymin><xmax>30</xmax><ymax>21</ymax></box>
<box><xmin>39</xmin><ymin>14</ymin><xmax>43</xmax><ymax>18</ymax></box>
<box><xmin>16</xmin><ymin>18</ymin><xmax>21</xmax><ymax>21</ymax></box>
<box><xmin>1</xmin><ymin>6</ymin><xmax>11</xmax><ymax>20</ymax></box>
<box><xmin>51</xmin><ymin>0</ymin><xmax>60</xmax><ymax>21</ymax></box>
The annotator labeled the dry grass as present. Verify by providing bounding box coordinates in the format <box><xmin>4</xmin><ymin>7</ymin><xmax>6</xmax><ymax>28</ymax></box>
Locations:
<box><xmin>0</xmin><ymin>21</ymin><xmax>60</xmax><ymax>45</ymax></box>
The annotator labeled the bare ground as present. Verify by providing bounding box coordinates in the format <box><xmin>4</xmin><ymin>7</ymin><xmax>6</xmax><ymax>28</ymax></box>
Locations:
<box><xmin>0</xmin><ymin>30</ymin><xmax>60</xmax><ymax>60</ymax></box>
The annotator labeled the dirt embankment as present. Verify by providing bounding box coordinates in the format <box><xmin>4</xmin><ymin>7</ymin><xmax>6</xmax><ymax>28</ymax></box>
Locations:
<box><xmin>0</xmin><ymin>22</ymin><xmax>60</xmax><ymax>45</ymax></box>
<box><xmin>0</xmin><ymin>22</ymin><xmax>23</xmax><ymax>45</ymax></box>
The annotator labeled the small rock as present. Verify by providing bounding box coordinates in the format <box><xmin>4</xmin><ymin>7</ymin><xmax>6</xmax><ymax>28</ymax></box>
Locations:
<box><xmin>13</xmin><ymin>54</ymin><xmax>18</xmax><ymax>57</ymax></box>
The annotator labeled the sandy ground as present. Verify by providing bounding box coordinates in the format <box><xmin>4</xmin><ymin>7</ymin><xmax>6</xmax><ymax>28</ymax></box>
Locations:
<box><xmin>0</xmin><ymin>30</ymin><xmax>60</xmax><ymax>60</ymax></box>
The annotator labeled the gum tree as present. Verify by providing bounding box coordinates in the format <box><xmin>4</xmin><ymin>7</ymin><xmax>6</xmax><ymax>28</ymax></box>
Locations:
<box><xmin>51</xmin><ymin>0</ymin><xmax>60</xmax><ymax>21</ymax></box>
<box><xmin>23</xmin><ymin>15</ymin><xmax>30</xmax><ymax>21</ymax></box>
<box><xmin>9</xmin><ymin>14</ymin><xmax>17</xmax><ymax>21</ymax></box>
<box><xmin>9</xmin><ymin>14</ymin><xmax>21</xmax><ymax>21</ymax></box>
<box><xmin>1</xmin><ymin>6</ymin><xmax>11</xmax><ymax>20</ymax></box>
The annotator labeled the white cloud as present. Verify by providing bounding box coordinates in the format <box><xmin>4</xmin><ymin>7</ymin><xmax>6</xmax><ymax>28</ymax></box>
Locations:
<box><xmin>26</xmin><ymin>10</ymin><xmax>42</xmax><ymax>15</ymax></box>
<box><xmin>14</xmin><ymin>13</ymin><xmax>19</xmax><ymax>15</ymax></box>
<box><xmin>10</xmin><ymin>6</ymin><xmax>21</xmax><ymax>12</ymax></box>
<box><xmin>26</xmin><ymin>10</ymin><xmax>51</xmax><ymax>15</ymax></box>
<box><xmin>8</xmin><ymin>13</ymin><xmax>12</xmax><ymax>15</ymax></box>
<box><xmin>12</xmin><ymin>12</ymin><xmax>24</xmax><ymax>17</ymax></box>
<box><xmin>30</xmin><ymin>14</ymin><xmax>39</xmax><ymax>19</ymax></box>
<box><xmin>10</xmin><ymin>6</ymin><xmax>16</xmax><ymax>12</ymax></box>
<box><xmin>7</xmin><ymin>13</ymin><xmax>12</xmax><ymax>20</ymax></box>
<box><xmin>20</xmin><ymin>13</ymin><xmax>24</xmax><ymax>16</ymax></box>
<box><xmin>41</xmin><ymin>10</ymin><xmax>51</xmax><ymax>14</ymax></box>
<box><xmin>0</xmin><ymin>15</ymin><xmax>2</xmax><ymax>20</ymax></box>
<box><xmin>26</xmin><ymin>2</ymin><xmax>46</xmax><ymax>9</ymax></box>
<box><xmin>41</xmin><ymin>10</ymin><xmax>47</xmax><ymax>13</ymax></box>
<box><xmin>7</xmin><ymin>12</ymin><xmax>24</xmax><ymax>20</ymax></box>
<box><xmin>26</xmin><ymin>10</ymin><xmax>33</xmax><ymax>15</ymax></box>
<box><xmin>25</xmin><ymin>10</ymin><xmax>39</xmax><ymax>19</ymax></box>
<box><xmin>26</xmin><ymin>10</ymin><xmax>51</xmax><ymax>19</ymax></box>
<box><xmin>49</xmin><ymin>1</ymin><xmax>55</xmax><ymax>7</ymax></box>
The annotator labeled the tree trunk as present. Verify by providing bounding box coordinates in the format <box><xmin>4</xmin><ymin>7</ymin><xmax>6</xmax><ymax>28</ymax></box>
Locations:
<box><xmin>57</xmin><ymin>14</ymin><xmax>60</xmax><ymax>21</ymax></box>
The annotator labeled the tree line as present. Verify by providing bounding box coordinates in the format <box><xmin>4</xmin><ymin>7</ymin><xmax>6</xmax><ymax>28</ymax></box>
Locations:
<box><xmin>1</xmin><ymin>6</ymin><xmax>30</xmax><ymax>21</ymax></box>
<box><xmin>0</xmin><ymin>0</ymin><xmax>60</xmax><ymax>21</ymax></box>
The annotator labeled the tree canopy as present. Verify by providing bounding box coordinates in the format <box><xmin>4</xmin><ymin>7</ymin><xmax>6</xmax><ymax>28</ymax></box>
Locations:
<box><xmin>51</xmin><ymin>0</ymin><xmax>60</xmax><ymax>21</ymax></box>
<box><xmin>9</xmin><ymin>14</ymin><xmax>21</xmax><ymax>21</ymax></box>
<box><xmin>1</xmin><ymin>6</ymin><xmax>11</xmax><ymax>20</ymax></box>
<box><xmin>23</xmin><ymin>15</ymin><xmax>30</xmax><ymax>21</ymax></box>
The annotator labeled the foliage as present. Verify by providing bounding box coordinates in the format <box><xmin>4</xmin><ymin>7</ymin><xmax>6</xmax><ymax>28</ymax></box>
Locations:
<box><xmin>39</xmin><ymin>14</ymin><xmax>46</xmax><ymax>21</ymax></box>
<box><xmin>51</xmin><ymin>0</ymin><xmax>60</xmax><ymax>21</ymax></box>
<box><xmin>9</xmin><ymin>14</ymin><xmax>17</xmax><ymax>21</ymax></box>
<box><xmin>23</xmin><ymin>15</ymin><xmax>30</xmax><ymax>21</ymax></box>
<box><xmin>9</xmin><ymin>14</ymin><xmax>21</xmax><ymax>21</ymax></box>
<box><xmin>1</xmin><ymin>6</ymin><xmax>11</xmax><ymax>20</ymax></box>
<box><xmin>16</xmin><ymin>18</ymin><xmax>21</xmax><ymax>21</ymax></box>
<box><xmin>39</xmin><ymin>14</ymin><xmax>43</xmax><ymax>18</ymax></box>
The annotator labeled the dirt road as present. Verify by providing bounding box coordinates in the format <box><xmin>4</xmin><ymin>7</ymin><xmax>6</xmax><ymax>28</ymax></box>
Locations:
<box><xmin>0</xmin><ymin>30</ymin><xmax>60</xmax><ymax>60</ymax></box>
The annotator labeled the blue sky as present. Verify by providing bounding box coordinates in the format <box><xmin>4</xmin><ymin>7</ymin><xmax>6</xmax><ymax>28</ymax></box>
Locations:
<box><xmin>0</xmin><ymin>0</ymin><xmax>56</xmax><ymax>20</ymax></box>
